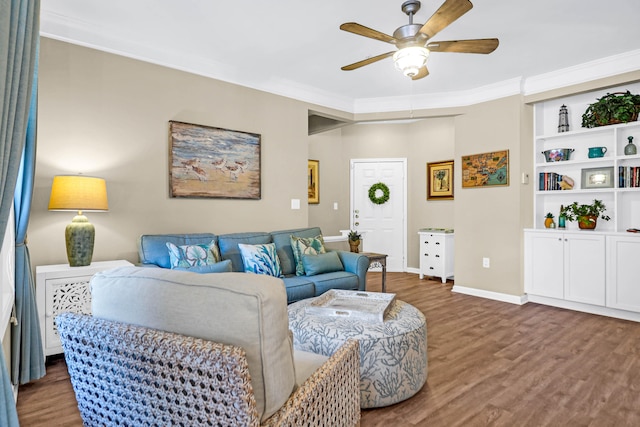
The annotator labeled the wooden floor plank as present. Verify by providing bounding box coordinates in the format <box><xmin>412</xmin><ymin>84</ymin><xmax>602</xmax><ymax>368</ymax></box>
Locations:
<box><xmin>16</xmin><ymin>272</ymin><xmax>640</xmax><ymax>426</ymax></box>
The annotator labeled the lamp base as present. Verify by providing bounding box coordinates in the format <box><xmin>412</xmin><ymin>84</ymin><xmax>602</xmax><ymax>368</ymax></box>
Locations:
<box><xmin>65</xmin><ymin>214</ymin><xmax>95</xmax><ymax>267</ymax></box>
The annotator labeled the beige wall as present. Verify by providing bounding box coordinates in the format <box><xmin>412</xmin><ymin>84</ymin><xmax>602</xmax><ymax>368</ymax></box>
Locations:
<box><xmin>453</xmin><ymin>95</ymin><xmax>528</xmax><ymax>295</ymax></box>
<box><xmin>30</xmin><ymin>37</ymin><xmax>632</xmax><ymax>300</ymax></box>
<box><xmin>30</xmin><ymin>38</ymin><xmax>311</xmax><ymax>268</ymax></box>
<box><xmin>310</xmin><ymin>102</ymin><xmax>530</xmax><ymax>297</ymax></box>
<box><xmin>309</xmin><ymin>118</ymin><xmax>456</xmax><ymax>270</ymax></box>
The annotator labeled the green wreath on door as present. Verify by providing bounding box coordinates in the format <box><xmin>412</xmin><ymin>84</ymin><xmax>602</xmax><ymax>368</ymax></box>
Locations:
<box><xmin>368</xmin><ymin>182</ymin><xmax>390</xmax><ymax>205</ymax></box>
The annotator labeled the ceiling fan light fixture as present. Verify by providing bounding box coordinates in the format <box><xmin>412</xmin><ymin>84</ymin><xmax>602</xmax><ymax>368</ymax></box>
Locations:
<box><xmin>393</xmin><ymin>46</ymin><xmax>429</xmax><ymax>77</ymax></box>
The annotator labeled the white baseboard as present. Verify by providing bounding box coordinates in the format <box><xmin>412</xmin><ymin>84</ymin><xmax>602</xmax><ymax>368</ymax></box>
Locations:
<box><xmin>402</xmin><ymin>269</ymin><xmax>528</xmax><ymax>305</ymax></box>
<box><xmin>527</xmin><ymin>294</ymin><xmax>640</xmax><ymax>322</ymax></box>
<box><xmin>452</xmin><ymin>285</ymin><xmax>528</xmax><ymax>305</ymax></box>
<box><xmin>402</xmin><ymin>269</ymin><xmax>640</xmax><ymax>321</ymax></box>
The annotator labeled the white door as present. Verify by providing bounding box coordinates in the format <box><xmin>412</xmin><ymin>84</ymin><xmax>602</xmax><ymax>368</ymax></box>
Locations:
<box><xmin>351</xmin><ymin>159</ymin><xmax>406</xmax><ymax>272</ymax></box>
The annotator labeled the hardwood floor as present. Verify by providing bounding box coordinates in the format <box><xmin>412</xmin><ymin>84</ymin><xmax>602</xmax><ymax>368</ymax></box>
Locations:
<box><xmin>17</xmin><ymin>273</ymin><xmax>640</xmax><ymax>426</ymax></box>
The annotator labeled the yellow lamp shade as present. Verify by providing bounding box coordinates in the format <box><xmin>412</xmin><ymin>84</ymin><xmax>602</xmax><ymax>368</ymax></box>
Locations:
<box><xmin>48</xmin><ymin>175</ymin><xmax>109</xmax><ymax>212</ymax></box>
<box><xmin>49</xmin><ymin>175</ymin><xmax>109</xmax><ymax>266</ymax></box>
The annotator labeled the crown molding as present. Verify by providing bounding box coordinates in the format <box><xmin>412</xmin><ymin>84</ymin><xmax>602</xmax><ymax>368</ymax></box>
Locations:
<box><xmin>353</xmin><ymin>78</ymin><xmax>523</xmax><ymax>114</ymax></box>
<box><xmin>523</xmin><ymin>49</ymin><xmax>640</xmax><ymax>96</ymax></box>
<box><xmin>40</xmin><ymin>10</ymin><xmax>640</xmax><ymax>115</ymax></box>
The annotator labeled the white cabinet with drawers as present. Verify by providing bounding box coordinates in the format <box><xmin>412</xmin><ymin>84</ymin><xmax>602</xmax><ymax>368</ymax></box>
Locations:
<box><xmin>418</xmin><ymin>230</ymin><xmax>454</xmax><ymax>283</ymax></box>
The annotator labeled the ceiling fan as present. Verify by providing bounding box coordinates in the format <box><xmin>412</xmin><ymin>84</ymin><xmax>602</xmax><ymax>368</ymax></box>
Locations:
<box><xmin>340</xmin><ymin>0</ymin><xmax>499</xmax><ymax>80</ymax></box>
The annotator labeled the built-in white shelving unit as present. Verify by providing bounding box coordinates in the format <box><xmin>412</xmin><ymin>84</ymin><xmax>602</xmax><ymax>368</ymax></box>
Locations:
<box><xmin>532</xmin><ymin>82</ymin><xmax>640</xmax><ymax>232</ymax></box>
<box><xmin>526</xmin><ymin>82</ymin><xmax>640</xmax><ymax>322</ymax></box>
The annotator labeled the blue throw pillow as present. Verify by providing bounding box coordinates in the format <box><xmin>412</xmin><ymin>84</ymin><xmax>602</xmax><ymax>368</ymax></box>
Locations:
<box><xmin>238</xmin><ymin>243</ymin><xmax>284</xmax><ymax>278</ymax></box>
<box><xmin>301</xmin><ymin>251</ymin><xmax>344</xmax><ymax>276</ymax></box>
<box><xmin>174</xmin><ymin>259</ymin><xmax>232</xmax><ymax>273</ymax></box>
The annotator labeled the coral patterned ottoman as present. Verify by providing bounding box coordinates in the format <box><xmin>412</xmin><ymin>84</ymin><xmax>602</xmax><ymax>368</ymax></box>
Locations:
<box><xmin>288</xmin><ymin>298</ymin><xmax>427</xmax><ymax>408</ymax></box>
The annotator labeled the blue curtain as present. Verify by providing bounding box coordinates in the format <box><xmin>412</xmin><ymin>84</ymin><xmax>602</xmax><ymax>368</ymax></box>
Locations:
<box><xmin>0</xmin><ymin>0</ymin><xmax>41</xmax><ymax>424</ymax></box>
<box><xmin>12</xmin><ymin>42</ymin><xmax>45</xmax><ymax>386</ymax></box>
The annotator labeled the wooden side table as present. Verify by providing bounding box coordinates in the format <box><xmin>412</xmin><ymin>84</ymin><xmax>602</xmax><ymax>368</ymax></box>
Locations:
<box><xmin>361</xmin><ymin>252</ymin><xmax>388</xmax><ymax>292</ymax></box>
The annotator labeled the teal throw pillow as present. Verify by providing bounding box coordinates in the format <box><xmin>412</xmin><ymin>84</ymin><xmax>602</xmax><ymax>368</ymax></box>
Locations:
<box><xmin>301</xmin><ymin>252</ymin><xmax>344</xmax><ymax>276</ymax></box>
<box><xmin>291</xmin><ymin>235</ymin><xmax>326</xmax><ymax>276</ymax></box>
<box><xmin>166</xmin><ymin>240</ymin><xmax>221</xmax><ymax>269</ymax></box>
<box><xmin>238</xmin><ymin>243</ymin><xmax>284</xmax><ymax>278</ymax></box>
<box><xmin>174</xmin><ymin>259</ymin><xmax>232</xmax><ymax>273</ymax></box>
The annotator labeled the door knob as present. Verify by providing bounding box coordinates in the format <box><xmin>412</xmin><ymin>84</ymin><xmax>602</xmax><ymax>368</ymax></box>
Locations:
<box><xmin>355</xmin><ymin>222</ymin><xmax>359</xmax><ymax>226</ymax></box>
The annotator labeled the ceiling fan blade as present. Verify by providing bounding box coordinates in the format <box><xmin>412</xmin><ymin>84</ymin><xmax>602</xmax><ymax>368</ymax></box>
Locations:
<box><xmin>419</xmin><ymin>0</ymin><xmax>473</xmax><ymax>39</ymax></box>
<box><xmin>340</xmin><ymin>22</ymin><xmax>396</xmax><ymax>44</ymax></box>
<box><xmin>341</xmin><ymin>51</ymin><xmax>395</xmax><ymax>71</ymax></box>
<box><xmin>427</xmin><ymin>38</ymin><xmax>499</xmax><ymax>54</ymax></box>
<box><xmin>411</xmin><ymin>66</ymin><xmax>429</xmax><ymax>81</ymax></box>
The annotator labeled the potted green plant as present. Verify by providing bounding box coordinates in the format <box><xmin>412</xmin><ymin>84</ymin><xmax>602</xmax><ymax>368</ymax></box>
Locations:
<box><xmin>560</xmin><ymin>199</ymin><xmax>611</xmax><ymax>230</ymax></box>
<box><xmin>348</xmin><ymin>230</ymin><xmax>361</xmax><ymax>253</ymax></box>
<box><xmin>581</xmin><ymin>91</ymin><xmax>640</xmax><ymax>128</ymax></box>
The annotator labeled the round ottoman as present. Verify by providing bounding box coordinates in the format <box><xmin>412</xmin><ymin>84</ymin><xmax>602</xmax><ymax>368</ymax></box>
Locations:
<box><xmin>288</xmin><ymin>298</ymin><xmax>427</xmax><ymax>408</ymax></box>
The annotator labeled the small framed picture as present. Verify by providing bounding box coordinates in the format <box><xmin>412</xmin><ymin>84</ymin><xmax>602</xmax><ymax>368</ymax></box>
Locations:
<box><xmin>308</xmin><ymin>160</ymin><xmax>319</xmax><ymax>204</ymax></box>
<box><xmin>581</xmin><ymin>166</ymin><xmax>614</xmax><ymax>189</ymax></box>
<box><xmin>427</xmin><ymin>160</ymin><xmax>454</xmax><ymax>200</ymax></box>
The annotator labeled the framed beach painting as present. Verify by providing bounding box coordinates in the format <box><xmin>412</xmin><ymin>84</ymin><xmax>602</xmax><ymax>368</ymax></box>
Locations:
<box><xmin>427</xmin><ymin>160</ymin><xmax>454</xmax><ymax>200</ymax></box>
<box><xmin>461</xmin><ymin>150</ymin><xmax>509</xmax><ymax>188</ymax></box>
<box><xmin>169</xmin><ymin>121</ymin><xmax>261</xmax><ymax>199</ymax></box>
<box><xmin>308</xmin><ymin>159</ymin><xmax>319</xmax><ymax>204</ymax></box>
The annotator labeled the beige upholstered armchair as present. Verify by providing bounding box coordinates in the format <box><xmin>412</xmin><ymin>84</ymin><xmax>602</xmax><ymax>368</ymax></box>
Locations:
<box><xmin>56</xmin><ymin>266</ymin><xmax>360</xmax><ymax>426</ymax></box>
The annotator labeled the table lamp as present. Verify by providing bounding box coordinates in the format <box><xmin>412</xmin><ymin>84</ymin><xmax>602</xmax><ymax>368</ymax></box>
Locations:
<box><xmin>48</xmin><ymin>175</ymin><xmax>109</xmax><ymax>266</ymax></box>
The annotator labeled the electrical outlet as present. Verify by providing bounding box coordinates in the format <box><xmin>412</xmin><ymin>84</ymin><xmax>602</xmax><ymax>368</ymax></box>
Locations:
<box><xmin>482</xmin><ymin>257</ymin><xmax>490</xmax><ymax>268</ymax></box>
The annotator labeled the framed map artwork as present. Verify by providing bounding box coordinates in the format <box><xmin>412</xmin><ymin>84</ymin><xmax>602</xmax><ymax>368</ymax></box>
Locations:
<box><xmin>461</xmin><ymin>150</ymin><xmax>509</xmax><ymax>188</ymax></box>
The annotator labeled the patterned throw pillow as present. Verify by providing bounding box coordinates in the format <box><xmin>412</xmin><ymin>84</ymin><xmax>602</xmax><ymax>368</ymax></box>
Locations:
<box><xmin>291</xmin><ymin>235</ymin><xmax>326</xmax><ymax>276</ymax></box>
<box><xmin>166</xmin><ymin>240</ymin><xmax>221</xmax><ymax>269</ymax></box>
<box><xmin>238</xmin><ymin>243</ymin><xmax>284</xmax><ymax>278</ymax></box>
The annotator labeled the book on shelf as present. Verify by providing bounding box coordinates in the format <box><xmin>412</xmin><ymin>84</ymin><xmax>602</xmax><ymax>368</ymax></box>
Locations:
<box><xmin>618</xmin><ymin>166</ymin><xmax>640</xmax><ymax>188</ymax></box>
<box><xmin>539</xmin><ymin>172</ymin><xmax>563</xmax><ymax>191</ymax></box>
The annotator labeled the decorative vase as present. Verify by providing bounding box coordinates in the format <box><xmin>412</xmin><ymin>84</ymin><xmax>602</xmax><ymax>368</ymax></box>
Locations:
<box><xmin>349</xmin><ymin>240</ymin><xmax>360</xmax><ymax>253</ymax></box>
<box><xmin>558</xmin><ymin>205</ymin><xmax>566</xmax><ymax>229</ymax></box>
<box><xmin>577</xmin><ymin>215</ymin><xmax>598</xmax><ymax>230</ymax></box>
<box><xmin>625</xmin><ymin>136</ymin><xmax>637</xmax><ymax>155</ymax></box>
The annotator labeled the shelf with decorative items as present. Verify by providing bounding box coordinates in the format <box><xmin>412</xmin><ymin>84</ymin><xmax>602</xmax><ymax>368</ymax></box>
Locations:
<box><xmin>533</xmin><ymin>82</ymin><xmax>640</xmax><ymax>234</ymax></box>
<box><xmin>526</xmin><ymin>82</ymin><xmax>640</xmax><ymax>321</ymax></box>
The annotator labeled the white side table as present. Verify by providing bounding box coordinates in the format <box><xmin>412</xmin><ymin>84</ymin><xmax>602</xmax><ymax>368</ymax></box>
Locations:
<box><xmin>36</xmin><ymin>260</ymin><xmax>133</xmax><ymax>356</ymax></box>
<box><xmin>418</xmin><ymin>230</ymin><xmax>454</xmax><ymax>283</ymax></box>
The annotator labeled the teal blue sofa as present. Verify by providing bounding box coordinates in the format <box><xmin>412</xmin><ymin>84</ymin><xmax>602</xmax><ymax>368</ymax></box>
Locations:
<box><xmin>137</xmin><ymin>227</ymin><xmax>370</xmax><ymax>303</ymax></box>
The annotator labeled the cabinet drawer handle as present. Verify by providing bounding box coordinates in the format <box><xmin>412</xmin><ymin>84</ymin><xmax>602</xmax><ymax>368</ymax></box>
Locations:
<box><xmin>429</xmin><ymin>267</ymin><xmax>434</xmax><ymax>270</ymax></box>
<box><xmin>424</xmin><ymin>254</ymin><xmax>429</xmax><ymax>256</ymax></box>
<box><xmin>435</xmin><ymin>255</ymin><xmax>440</xmax><ymax>258</ymax></box>
<box><xmin>424</xmin><ymin>241</ymin><xmax>429</xmax><ymax>244</ymax></box>
<box><xmin>435</xmin><ymin>242</ymin><xmax>440</xmax><ymax>245</ymax></box>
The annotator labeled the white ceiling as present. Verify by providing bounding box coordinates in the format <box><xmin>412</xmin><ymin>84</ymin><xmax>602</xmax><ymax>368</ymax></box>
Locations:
<box><xmin>40</xmin><ymin>0</ymin><xmax>640</xmax><ymax>113</ymax></box>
